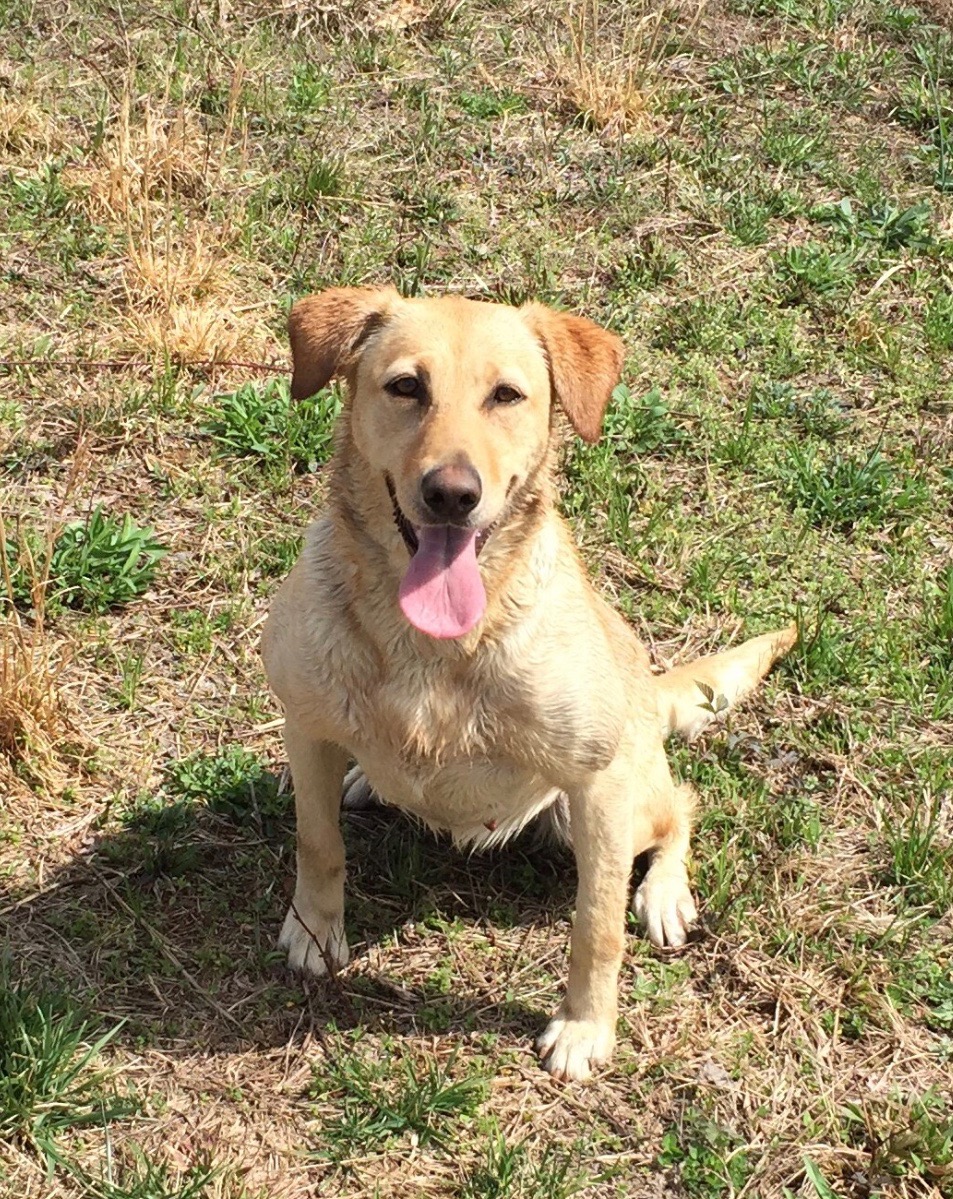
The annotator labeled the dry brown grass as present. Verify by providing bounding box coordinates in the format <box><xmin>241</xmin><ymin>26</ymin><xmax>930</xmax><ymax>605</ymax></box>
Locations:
<box><xmin>77</xmin><ymin>83</ymin><xmax>274</xmax><ymax>365</ymax></box>
<box><xmin>553</xmin><ymin>0</ymin><xmax>705</xmax><ymax>133</ymax></box>
<box><xmin>0</xmin><ymin>95</ymin><xmax>56</xmax><ymax>156</ymax></box>
<box><xmin>0</xmin><ymin>547</ymin><xmax>75</xmax><ymax>798</ymax></box>
<box><xmin>0</xmin><ymin>64</ymin><xmax>64</xmax><ymax>158</ymax></box>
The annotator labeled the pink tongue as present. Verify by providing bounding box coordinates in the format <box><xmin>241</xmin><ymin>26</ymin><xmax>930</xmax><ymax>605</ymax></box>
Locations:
<box><xmin>398</xmin><ymin>526</ymin><xmax>486</xmax><ymax>639</ymax></box>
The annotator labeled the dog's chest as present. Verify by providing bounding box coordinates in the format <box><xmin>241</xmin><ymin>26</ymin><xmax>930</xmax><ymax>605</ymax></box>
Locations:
<box><xmin>340</xmin><ymin>657</ymin><xmax>555</xmax><ymax>838</ymax></box>
<box><xmin>352</xmin><ymin>658</ymin><xmax>501</xmax><ymax>771</ymax></box>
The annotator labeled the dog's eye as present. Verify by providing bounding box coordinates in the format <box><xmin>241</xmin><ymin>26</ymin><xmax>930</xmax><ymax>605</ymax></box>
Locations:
<box><xmin>387</xmin><ymin>375</ymin><xmax>421</xmax><ymax>398</ymax></box>
<box><xmin>493</xmin><ymin>384</ymin><xmax>523</xmax><ymax>406</ymax></box>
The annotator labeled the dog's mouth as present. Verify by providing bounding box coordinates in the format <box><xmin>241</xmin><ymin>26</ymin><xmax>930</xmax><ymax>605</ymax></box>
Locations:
<box><xmin>385</xmin><ymin>474</ymin><xmax>502</xmax><ymax>641</ymax></box>
<box><xmin>385</xmin><ymin>475</ymin><xmax>495</xmax><ymax>559</ymax></box>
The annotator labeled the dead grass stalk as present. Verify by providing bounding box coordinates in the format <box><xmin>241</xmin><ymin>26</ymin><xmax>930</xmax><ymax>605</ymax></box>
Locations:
<box><xmin>0</xmin><ymin>525</ymin><xmax>73</xmax><ymax>796</ymax></box>
<box><xmin>556</xmin><ymin>0</ymin><xmax>706</xmax><ymax>132</ymax></box>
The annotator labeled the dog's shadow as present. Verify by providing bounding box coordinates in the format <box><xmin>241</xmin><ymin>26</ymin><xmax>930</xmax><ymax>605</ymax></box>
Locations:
<box><xmin>1</xmin><ymin>775</ymin><xmax>582</xmax><ymax>1055</ymax></box>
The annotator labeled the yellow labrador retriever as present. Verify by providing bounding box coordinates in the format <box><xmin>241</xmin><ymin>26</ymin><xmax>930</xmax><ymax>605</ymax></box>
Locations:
<box><xmin>262</xmin><ymin>287</ymin><xmax>795</xmax><ymax>1082</ymax></box>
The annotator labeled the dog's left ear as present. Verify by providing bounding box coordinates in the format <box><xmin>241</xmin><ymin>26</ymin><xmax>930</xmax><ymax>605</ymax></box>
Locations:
<box><xmin>521</xmin><ymin>303</ymin><xmax>625</xmax><ymax>442</ymax></box>
<box><xmin>288</xmin><ymin>286</ymin><xmax>399</xmax><ymax>400</ymax></box>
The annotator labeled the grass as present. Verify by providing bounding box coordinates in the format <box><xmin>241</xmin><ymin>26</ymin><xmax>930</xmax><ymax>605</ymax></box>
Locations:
<box><xmin>309</xmin><ymin>1044</ymin><xmax>489</xmax><ymax>1162</ymax></box>
<box><xmin>163</xmin><ymin>746</ymin><xmax>288</xmax><ymax>833</ymax></box>
<box><xmin>201</xmin><ymin>378</ymin><xmax>341</xmax><ymax>475</ymax></box>
<box><xmin>0</xmin><ymin>522</ymin><xmax>84</xmax><ymax>795</ymax></box>
<box><xmin>657</xmin><ymin>1107</ymin><xmax>753</xmax><ymax>1196</ymax></box>
<box><xmin>0</xmin><ymin>961</ymin><xmax>131</xmax><ymax>1169</ymax></box>
<box><xmin>3</xmin><ymin>509</ymin><xmax>166</xmax><ymax>614</ymax></box>
<box><xmin>73</xmin><ymin>1155</ymin><xmax>219</xmax><ymax>1199</ymax></box>
<box><xmin>779</xmin><ymin>443</ymin><xmax>928</xmax><ymax>531</ymax></box>
<box><xmin>2</xmin><ymin>0</ymin><xmax>952</xmax><ymax>1194</ymax></box>
<box><xmin>460</xmin><ymin>1133</ymin><xmax>589</xmax><ymax>1198</ymax></box>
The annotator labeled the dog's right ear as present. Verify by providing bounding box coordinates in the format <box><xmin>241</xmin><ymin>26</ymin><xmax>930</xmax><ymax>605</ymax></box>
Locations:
<box><xmin>288</xmin><ymin>287</ymin><xmax>398</xmax><ymax>400</ymax></box>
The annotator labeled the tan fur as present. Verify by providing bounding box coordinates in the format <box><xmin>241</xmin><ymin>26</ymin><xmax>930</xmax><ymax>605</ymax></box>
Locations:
<box><xmin>262</xmin><ymin>289</ymin><xmax>796</xmax><ymax>1082</ymax></box>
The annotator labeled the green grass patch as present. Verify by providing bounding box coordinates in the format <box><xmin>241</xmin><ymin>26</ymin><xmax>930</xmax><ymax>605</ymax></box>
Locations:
<box><xmin>163</xmin><ymin>746</ymin><xmax>287</xmax><ymax>832</ymax></box>
<box><xmin>310</xmin><ymin>1045</ymin><xmax>489</xmax><ymax>1161</ymax></box>
<box><xmin>460</xmin><ymin>1132</ymin><xmax>589</xmax><ymax>1198</ymax></box>
<box><xmin>68</xmin><ymin>1150</ymin><xmax>218</xmax><ymax>1199</ymax></box>
<box><xmin>3</xmin><ymin>509</ymin><xmax>166</xmax><ymax>613</ymax></box>
<box><xmin>202</xmin><ymin>378</ymin><xmax>341</xmax><ymax>474</ymax></box>
<box><xmin>0</xmin><ymin>961</ymin><xmax>132</xmax><ymax>1167</ymax></box>
<box><xmin>778</xmin><ymin>444</ymin><xmax>927</xmax><ymax>531</ymax></box>
<box><xmin>657</xmin><ymin>1107</ymin><xmax>755</xmax><ymax>1197</ymax></box>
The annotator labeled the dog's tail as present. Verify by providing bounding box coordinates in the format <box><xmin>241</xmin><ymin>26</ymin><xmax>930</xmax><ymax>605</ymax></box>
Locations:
<box><xmin>655</xmin><ymin>622</ymin><xmax>798</xmax><ymax>741</ymax></box>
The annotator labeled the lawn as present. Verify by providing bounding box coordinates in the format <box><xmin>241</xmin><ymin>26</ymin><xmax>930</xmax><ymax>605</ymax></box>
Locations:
<box><xmin>1</xmin><ymin>0</ymin><xmax>952</xmax><ymax>1195</ymax></box>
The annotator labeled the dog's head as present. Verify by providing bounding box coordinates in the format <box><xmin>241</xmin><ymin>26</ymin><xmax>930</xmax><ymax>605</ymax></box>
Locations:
<box><xmin>288</xmin><ymin>287</ymin><xmax>624</xmax><ymax>638</ymax></box>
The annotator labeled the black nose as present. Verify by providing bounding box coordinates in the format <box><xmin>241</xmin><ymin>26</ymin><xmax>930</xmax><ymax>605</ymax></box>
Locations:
<box><xmin>420</xmin><ymin>463</ymin><xmax>483</xmax><ymax>524</ymax></box>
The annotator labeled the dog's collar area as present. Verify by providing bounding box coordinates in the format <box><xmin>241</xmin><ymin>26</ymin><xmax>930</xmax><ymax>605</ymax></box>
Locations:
<box><xmin>385</xmin><ymin>474</ymin><xmax>495</xmax><ymax>558</ymax></box>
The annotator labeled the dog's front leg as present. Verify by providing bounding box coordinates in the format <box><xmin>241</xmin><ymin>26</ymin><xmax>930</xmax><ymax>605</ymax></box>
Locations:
<box><xmin>278</xmin><ymin>719</ymin><xmax>349</xmax><ymax>976</ymax></box>
<box><xmin>537</xmin><ymin>764</ymin><xmax>635</xmax><ymax>1082</ymax></box>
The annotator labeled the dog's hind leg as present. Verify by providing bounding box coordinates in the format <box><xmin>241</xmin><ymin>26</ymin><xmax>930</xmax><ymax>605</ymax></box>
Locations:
<box><xmin>341</xmin><ymin>764</ymin><xmax>379</xmax><ymax>811</ymax></box>
<box><xmin>278</xmin><ymin>721</ymin><xmax>350</xmax><ymax>976</ymax></box>
<box><xmin>631</xmin><ymin>782</ymin><xmax>698</xmax><ymax>948</ymax></box>
<box><xmin>655</xmin><ymin>622</ymin><xmax>797</xmax><ymax>741</ymax></box>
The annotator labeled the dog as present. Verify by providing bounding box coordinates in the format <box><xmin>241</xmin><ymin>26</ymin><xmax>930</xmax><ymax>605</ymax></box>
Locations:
<box><xmin>261</xmin><ymin>287</ymin><xmax>796</xmax><ymax>1082</ymax></box>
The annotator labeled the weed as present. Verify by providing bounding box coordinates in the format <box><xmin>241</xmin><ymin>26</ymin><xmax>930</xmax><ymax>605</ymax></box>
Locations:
<box><xmin>111</xmin><ymin>651</ymin><xmax>145</xmax><ymax>711</ymax></box>
<box><xmin>889</xmin><ymin>955</ymin><xmax>953</xmax><ymax>1032</ymax></box>
<box><xmin>923</xmin><ymin>565</ymin><xmax>953</xmax><ymax>674</ymax></box>
<box><xmin>254</xmin><ymin>157</ymin><xmax>346</xmax><ymax>212</ymax></box>
<box><xmin>658</xmin><ymin>1108</ymin><xmax>754</xmax><ymax>1196</ymax></box>
<box><xmin>8</xmin><ymin>161</ymin><xmax>74</xmax><ymax>218</ymax></box>
<box><xmin>311</xmin><ymin>1048</ymin><xmax>488</xmax><ymax>1159</ymax></box>
<box><xmin>611</xmin><ymin>235</ymin><xmax>681</xmax><ymax>289</ymax></box>
<box><xmin>563</xmin><ymin>384</ymin><xmax>682</xmax><ymax>554</ymax></box>
<box><xmin>117</xmin><ymin>794</ymin><xmax>201</xmax><ymax>880</ymax></box>
<box><xmin>878</xmin><ymin>794</ymin><xmax>953</xmax><ymax>915</ymax></box>
<box><xmin>460</xmin><ymin>1132</ymin><xmax>589</xmax><ymax>1198</ymax></box>
<box><xmin>815</xmin><ymin>197</ymin><xmax>933</xmax><ymax>250</ymax></box>
<box><xmin>396</xmin><ymin>184</ymin><xmax>459</xmax><ymax>226</ymax></box>
<box><xmin>603</xmin><ymin>384</ymin><xmax>682</xmax><ymax>454</ymax></box>
<box><xmin>202</xmin><ymin>378</ymin><xmax>340</xmax><ymax>474</ymax></box>
<box><xmin>288</xmin><ymin>65</ymin><xmax>331</xmax><ymax>114</ymax></box>
<box><xmin>749</xmin><ymin>379</ymin><xmax>846</xmax><ymax>439</ymax></box>
<box><xmin>762</xmin><ymin>124</ymin><xmax>829</xmax><ymax>172</ymax></box>
<box><xmin>0</xmin><ymin>961</ymin><xmax>131</xmax><ymax>1166</ymax></box>
<box><xmin>774</xmin><ymin>243</ymin><xmax>855</xmax><ymax>304</ymax></box>
<box><xmin>43</xmin><ymin>507</ymin><xmax>166</xmax><ymax>613</ymax></box>
<box><xmin>168</xmin><ymin>608</ymin><xmax>236</xmax><ymax>656</ymax></box>
<box><xmin>254</xmin><ymin>533</ymin><xmax>303</xmax><ymax>584</ymax></box>
<box><xmin>802</xmin><ymin>1157</ymin><xmax>839</xmax><ymax>1198</ymax></box>
<box><xmin>779</xmin><ymin>444</ymin><xmax>927</xmax><ymax>531</ymax></box>
<box><xmin>163</xmin><ymin>746</ymin><xmax>288</xmax><ymax>832</ymax></box>
<box><xmin>910</xmin><ymin>33</ymin><xmax>953</xmax><ymax>191</ymax></box>
<box><xmin>780</xmin><ymin>606</ymin><xmax>860</xmax><ymax>691</ymax></box>
<box><xmin>924</xmin><ymin>288</ymin><xmax>953</xmax><ymax>349</ymax></box>
<box><xmin>892</xmin><ymin>77</ymin><xmax>948</xmax><ymax>134</ymax></box>
<box><xmin>722</xmin><ymin>195</ymin><xmax>772</xmax><ymax>245</ymax></box>
<box><xmin>840</xmin><ymin>1092</ymin><xmax>953</xmax><ymax>1187</ymax></box>
<box><xmin>457</xmin><ymin>89</ymin><xmax>526</xmax><ymax>119</ymax></box>
<box><xmin>69</xmin><ymin>1148</ymin><xmax>218</xmax><ymax>1199</ymax></box>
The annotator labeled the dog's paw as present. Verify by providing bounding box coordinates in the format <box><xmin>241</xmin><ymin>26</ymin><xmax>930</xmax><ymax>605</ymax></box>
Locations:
<box><xmin>278</xmin><ymin>904</ymin><xmax>349</xmax><ymax>977</ymax></box>
<box><xmin>342</xmin><ymin>765</ymin><xmax>378</xmax><ymax>811</ymax></box>
<box><xmin>536</xmin><ymin>1013</ymin><xmax>615</xmax><ymax>1082</ymax></box>
<box><xmin>632</xmin><ymin>870</ymin><xmax>697</xmax><ymax>948</ymax></box>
